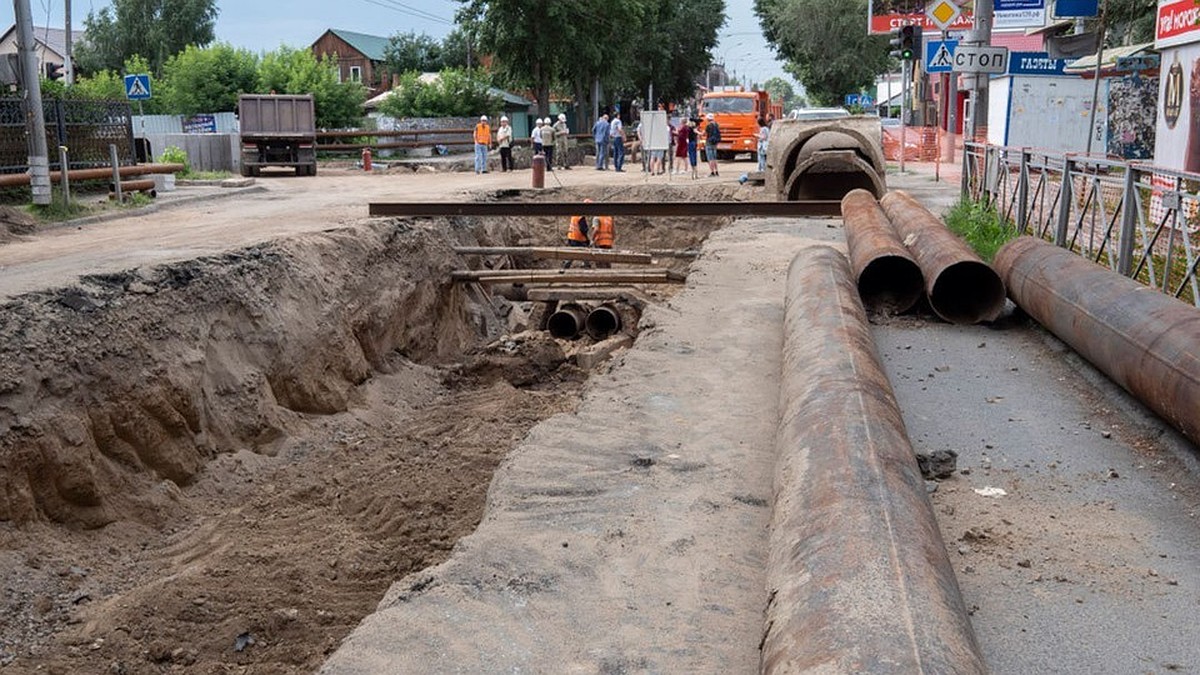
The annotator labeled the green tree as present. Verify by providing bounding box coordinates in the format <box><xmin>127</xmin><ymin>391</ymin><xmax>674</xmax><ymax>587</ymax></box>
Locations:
<box><xmin>259</xmin><ymin>46</ymin><xmax>367</xmax><ymax>128</ymax></box>
<box><xmin>161</xmin><ymin>44</ymin><xmax>258</xmax><ymax>114</ymax></box>
<box><xmin>1104</xmin><ymin>0</ymin><xmax>1156</xmax><ymax>45</ymax></box>
<box><xmin>762</xmin><ymin>76</ymin><xmax>797</xmax><ymax>110</ymax></box>
<box><xmin>376</xmin><ymin>69</ymin><xmax>502</xmax><ymax>118</ymax></box>
<box><xmin>74</xmin><ymin>0</ymin><xmax>219</xmax><ymax>75</ymax></box>
<box><xmin>754</xmin><ymin>0</ymin><xmax>890</xmax><ymax>106</ymax></box>
<box><xmin>623</xmin><ymin>0</ymin><xmax>725</xmax><ymax>104</ymax></box>
<box><xmin>384</xmin><ymin>32</ymin><xmax>445</xmax><ymax>73</ymax></box>
<box><xmin>440</xmin><ymin>28</ymin><xmax>474</xmax><ymax>69</ymax></box>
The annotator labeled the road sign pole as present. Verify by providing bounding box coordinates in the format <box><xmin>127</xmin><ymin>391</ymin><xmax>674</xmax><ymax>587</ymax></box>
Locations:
<box><xmin>900</xmin><ymin>60</ymin><xmax>908</xmax><ymax>174</ymax></box>
<box><xmin>971</xmin><ymin>0</ymin><xmax>994</xmax><ymax>141</ymax></box>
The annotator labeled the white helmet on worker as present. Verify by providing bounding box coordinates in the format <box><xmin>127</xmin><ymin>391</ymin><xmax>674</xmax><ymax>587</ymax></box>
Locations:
<box><xmin>558</xmin><ymin>113</ymin><xmax>566</xmax><ymax>121</ymax></box>
<box><xmin>480</xmin><ymin>115</ymin><xmax>489</xmax><ymax>121</ymax></box>
<box><xmin>706</xmin><ymin>113</ymin><xmax>714</xmax><ymax>120</ymax></box>
<box><xmin>500</xmin><ymin>115</ymin><xmax>508</xmax><ymax>122</ymax></box>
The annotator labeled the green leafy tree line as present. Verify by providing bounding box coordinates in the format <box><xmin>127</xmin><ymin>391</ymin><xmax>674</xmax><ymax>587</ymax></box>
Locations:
<box><xmin>51</xmin><ymin>46</ymin><xmax>366</xmax><ymax>128</ymax></box>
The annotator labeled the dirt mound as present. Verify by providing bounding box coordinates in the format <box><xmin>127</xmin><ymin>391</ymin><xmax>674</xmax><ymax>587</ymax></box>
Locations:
<box><xmin>0</xmin><ymin>206</ymin><xmax>36</xmax><ymax>243</ymax></box>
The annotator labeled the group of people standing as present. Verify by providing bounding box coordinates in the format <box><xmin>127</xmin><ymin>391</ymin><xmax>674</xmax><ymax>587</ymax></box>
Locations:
<box><xmin>473</xmin><ymin>114</ymin><xmax>573</xmax><ymax>174</ymax></box>
<box><xmin>590</xmin><ymin>113</ymin><xmax>628</xmax><ymax>172</ymax></box>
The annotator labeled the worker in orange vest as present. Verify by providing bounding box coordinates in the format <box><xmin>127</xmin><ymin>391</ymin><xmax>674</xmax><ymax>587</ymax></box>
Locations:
<box><xmin>473</xmin><ymin>115</ymin><xmax>491</xmax><ymax>174</ymax></box>
<box><xmin>564</xmin><ymin>199</ymin><xmax>616</xmax><ymax>268</ymax></box>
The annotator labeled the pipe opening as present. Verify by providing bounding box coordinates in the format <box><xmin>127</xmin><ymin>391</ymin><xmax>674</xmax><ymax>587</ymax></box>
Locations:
<box><xmin>585</xmin><ymin>306</ymin><xmax>621</xmax><ymax>340</ymax></box>
<box><xmin>930</xmin><ymin>261</ymin><xmax>1007</xmax><ymax>324</ymax></box>
<box><xmin>547</xmin><ymin>306</ymin><xmax>587</xmax><ymax>339</ymax></box>
<box><xmin>789</xmin><ymin>167</ymin><xmax>882</xmax><ymax>201</ymax></box>
<box><xmin>858</xmin><ymin>256</ymin><xmax>924</xmax><ymax>314</ymax></box>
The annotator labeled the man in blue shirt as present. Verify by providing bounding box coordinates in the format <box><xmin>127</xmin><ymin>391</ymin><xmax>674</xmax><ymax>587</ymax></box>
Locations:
<box><xmin>592</xmin><ymin>114</ymin><xmax>611</xmax><ymax>170</ymax></box>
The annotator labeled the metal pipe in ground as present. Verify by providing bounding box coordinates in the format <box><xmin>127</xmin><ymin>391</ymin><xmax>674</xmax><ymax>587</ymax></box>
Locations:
<box><xmin>762</xmin><ymin>245</ymin><xmax>985</xmax><ymax>674</ymax></box>
<box><xmin>584</xmin><ymin>305</ymin><xmax>621</xmax><ymax>340</ymax></box>
<box><xmin>841</xmin><ymin>189</ymin><xmax>924</xmax><ymax>314</ymax></box>
<box><xmin>995</xmin><ymin>236</ymin><xmax>1200</xmax><ymax>445</ymax></box>
<box><xmin>881</xmin><ymin>190</ymin><xmax>1006</xmax><ymax>324</ymax></box>
<box><xmin>547</xmin><ymin>303</ymin><xmax>587</xmax><ymax>339</ymax></box>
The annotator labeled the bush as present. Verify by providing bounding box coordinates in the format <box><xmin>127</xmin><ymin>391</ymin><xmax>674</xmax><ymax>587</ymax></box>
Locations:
<box><xmin>944</xmin><ymin>199</ymin><xmax>1017</xmax><ymax>263</ymax></box>
<box><xmin>160</xmin><ymin>145</ymin><xmax>188</xmax><ymax>170</ymax></box>
<box><xmin>376</xmin><ymin>68</ymin><xmax>502</xmax><ymax>119</ymax></box>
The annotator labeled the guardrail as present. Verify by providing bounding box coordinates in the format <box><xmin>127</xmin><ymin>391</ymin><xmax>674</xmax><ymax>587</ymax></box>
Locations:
<box><xmin>962</xmin><ymin>141</ymin><xmax>1200</xmax><ymax>306</ymax></box>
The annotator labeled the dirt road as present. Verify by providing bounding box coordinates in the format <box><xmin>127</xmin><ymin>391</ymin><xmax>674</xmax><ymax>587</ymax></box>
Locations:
<box><xmin>0</xmin><ymin>166</ymin><xmax>731</xmax><ymax>300</ymax></box>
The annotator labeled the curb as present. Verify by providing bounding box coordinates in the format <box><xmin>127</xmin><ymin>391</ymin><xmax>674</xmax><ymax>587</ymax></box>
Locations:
<box><xmin>39</xmin><ymin>185</ymin><xmax>269</xmax><ymax>233</ymax></box>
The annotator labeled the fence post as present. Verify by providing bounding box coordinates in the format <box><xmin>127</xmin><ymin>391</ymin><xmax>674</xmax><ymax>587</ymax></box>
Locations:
<box><xmin>1055</xmin><ymin>156</ymin><xmax>1074</xmax><ymax>247</ymax></box>
<box><xmin>960</xmin><ymin>142</ymin><xmax>970</xmax><ymax>199</ymax></box>
<box><xmin>1116</xmin><ymin>166</ymin><xmax>1139</xmax><ymax>277</ymax></box>
<box><xmin>1016</xmin><ymin>149</ymin><xmax>1029</xmax><ymax>234</ymax></box>
<box><xmin>109</xmin><ymin>144</ymin><xmax>122</xmax><ymax>202</ymax></box>
<box><xmin>58</xmin><ymin>145</ymin><xmax>70</xmax><ymax>209</ymax></box>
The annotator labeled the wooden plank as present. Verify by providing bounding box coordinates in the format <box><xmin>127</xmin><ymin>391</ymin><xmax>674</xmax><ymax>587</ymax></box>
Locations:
<box><xmin>452</xmin><ymin>247</ymin><xmax>654</xmax><ymax>265</ymax></box>
<box><xmin>370</xmin><ymin>201</ymin><xmax>843</xmax><ymax>218</ymax></box>
<box><xmin>450</xmin><ymin>269</ymin><xmax>686</xmax><ymax>285</ymax></box>
<box><xmin>525</xmin><ymin>286</ymin><xmax>656</xmax><ymax>308</ymax></box>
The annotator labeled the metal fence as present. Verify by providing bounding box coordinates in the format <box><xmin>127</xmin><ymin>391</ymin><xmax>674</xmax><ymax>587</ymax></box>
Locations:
<box><xmin>0</xmin><ymin>97</ymin><xmax>135</xmax><ymax>174</ymax></box>
<box><xmin>963</xmin><ymin>141</ymin><xmax>1200</xmax><ymax>306</ymax></box>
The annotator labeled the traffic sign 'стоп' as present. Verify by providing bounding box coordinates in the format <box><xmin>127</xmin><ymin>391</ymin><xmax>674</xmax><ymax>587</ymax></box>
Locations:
<box><xmin>951</xmin><ymin>45</ymin><xmax>1010</xmax><ymax>74</ymax></box>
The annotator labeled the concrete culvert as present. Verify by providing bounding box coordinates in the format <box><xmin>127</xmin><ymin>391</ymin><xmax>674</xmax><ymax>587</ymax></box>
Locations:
<box><xmin>548</xmin><ymin>304</ymin><xmax>588</xmax><ymax>339</ymax></box>
<box><xmin>584</xmin><ymin>305</ymin><xmax>622</xmax><ymax>340</ymax></box>
<box><xmin>767</xmin><ymin>117</ymin><xmax>887</xmax><ymax>202</ymax></box>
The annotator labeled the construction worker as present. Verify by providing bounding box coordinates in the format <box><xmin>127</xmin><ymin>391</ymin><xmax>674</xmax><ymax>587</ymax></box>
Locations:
<box><xmin>473</xmin><ymin>115</ymin><xmax>491</xmax><ymax>174</ymax></box>
<box><xmin>592</xmin><ymin>212</ymin><xmax>615</xmax><ymax>268</ymax></box>
<box><xmin>564</xmin><ymin>199</ymin><xmax>595</xmax><ymax>269</ymax></box>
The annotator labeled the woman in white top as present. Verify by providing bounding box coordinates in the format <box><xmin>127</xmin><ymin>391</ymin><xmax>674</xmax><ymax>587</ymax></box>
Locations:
<box><xmin>757</xmin><ymin>117</ymin><xmax>770</xmax><ymax>172</ymax></box>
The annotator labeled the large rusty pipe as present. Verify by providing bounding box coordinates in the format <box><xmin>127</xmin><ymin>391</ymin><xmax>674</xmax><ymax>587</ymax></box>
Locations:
<box><xmin>584</xmin><ymin>305</ymin><xmax>621</xmax><ymax>340</ymax></box>
<box><xmin>547</xmin><ymin>304</ymin><xmax>587</xmax><ymax>340</ymax></box>
<box><xmin>881</xmin><ymin>190</ymin><xmax>1006</xmax><ymax>324</ymax></box>
<box><xmin>996</xmin><ymin>236</ymin><xmax>1200</xmax><ymax>445</ymax></box>
<box><xmin>841</xmin><ymin>189</ymin><xmax>924</xmax><ymax>314</ymax></box>
<box><xmin>763</xmin><ymin>245</ymin><xmax>985</xmax><ymax>674</ymax></box>
<box><xmin>0</xmin><ymin>163</ymin><xmax>184</xmax><ymax>188</ymax></box>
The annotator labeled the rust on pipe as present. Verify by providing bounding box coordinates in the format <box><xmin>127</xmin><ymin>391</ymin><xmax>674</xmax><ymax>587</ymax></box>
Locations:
<box><xmin>110</xmin><ymin>179</ymin><xmax>156</xmax><ymax>192</ymax></box>
<box><xmin>881</xmin><ymin>190</ymin><xmax>1006</xmax><ymax>324</ymax></box>
<box><xmin>584</xmin><ymin>305</ymin><xmax>621</xmax><ymax>340</ymax></box>
<box><xmin>841</xmin><ymin>189</ymin><xmax>924</xmax><ymax>314</ymax></box>
<box><xmin>764</xmin><ymin>245</ymin><xmax>986</xmax><ymax>674</ymax></box>
<box><xmin>996</xmin><ymin>236</ymin><xmax>1200</xmax><ymax>445</ymax></box>
<box><xmin>0</xmin><ymin>163</ymin><xmax>184</xmax><ymax>188</ymax></box>
<box><xmin>547</xmin><ymin>303</ymin><xmax>587</xmax><ymax>339</ymax></box>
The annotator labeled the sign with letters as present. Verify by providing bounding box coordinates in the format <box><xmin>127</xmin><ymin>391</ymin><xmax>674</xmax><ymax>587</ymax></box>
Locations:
<box><xmin>1007</xmin><ymin>52</ymin><xmax>1066</xmax><ymax>76</ymax></box>
<box><xmin>951</xmin><ymin>45</ymin><xmax>1010</xmax><ymax>74</ymax></box>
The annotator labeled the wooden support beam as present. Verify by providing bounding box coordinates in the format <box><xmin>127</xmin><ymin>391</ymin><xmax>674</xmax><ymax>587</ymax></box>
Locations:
<box><xmin>450</xmin><ymin>269</ymin><xmax>686</xmax><ymax>285</ymax></box>
<box><xmin>452</xmin><ymin>247</ymin><xmax>654</xmax><ymax>265</ymax></box>
<box><xmin>525</xmin><ymin>286</ymin><xmax>656</xmax><ymax>308</ymax></box>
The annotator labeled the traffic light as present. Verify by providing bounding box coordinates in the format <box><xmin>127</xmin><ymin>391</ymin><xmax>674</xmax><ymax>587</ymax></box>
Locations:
<box><xmin>890</xmin><ymin>25</ymin><xmax>923</xmax><ymax>61</ymax></box>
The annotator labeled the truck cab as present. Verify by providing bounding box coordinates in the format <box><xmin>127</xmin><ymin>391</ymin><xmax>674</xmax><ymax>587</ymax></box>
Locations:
<box><xmin>699</xmin><ymin>88</ymin><xmax>783</xmax><ymax>161</ymax></box>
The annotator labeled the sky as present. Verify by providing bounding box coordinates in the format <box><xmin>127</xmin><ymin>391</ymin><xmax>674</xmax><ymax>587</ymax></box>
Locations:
<box><xmin>3</xmin><ymin>0</ymin><xmax>797</xmax><ymax>90</ymax></box>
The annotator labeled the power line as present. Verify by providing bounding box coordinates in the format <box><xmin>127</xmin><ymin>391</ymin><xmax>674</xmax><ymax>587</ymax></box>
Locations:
<box><xmin>356</xmin><ymin>0</ymin><xmax>453</xmax><ymax>25</ymax></box>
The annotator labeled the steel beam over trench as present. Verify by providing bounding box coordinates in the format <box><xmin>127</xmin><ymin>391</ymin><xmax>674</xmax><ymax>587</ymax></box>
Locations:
<box><xmin>368</xmin><ymin>201</ymin><xmax>842</xmax><ymax>218</ymax></box>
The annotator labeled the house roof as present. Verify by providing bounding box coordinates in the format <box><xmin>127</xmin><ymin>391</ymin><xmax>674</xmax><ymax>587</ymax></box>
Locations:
<box><xmin>326</xmin><ymin>29</ymin><xmax>390</xmax><ymax>62</ymax></box>
<box><xmin>0</xmin><ymin>25</ymin><xmax>85</xmax><ymax>59</ymax></box>
<box><xmin>1065</xmin><ymin>42</ymin><xmax>1156</xmax><ymax>74</ymax></box>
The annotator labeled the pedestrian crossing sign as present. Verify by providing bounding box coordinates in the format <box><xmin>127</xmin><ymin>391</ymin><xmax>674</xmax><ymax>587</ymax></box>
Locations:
<box><xmin>124</xmin><ymin>73</ymin><xmax>152</xmax><ymax>101</ymax></box>
<box><xmin>925</xmin><ymin>40</ymin><xmax>959</xmax><ymax>73</ymax></box>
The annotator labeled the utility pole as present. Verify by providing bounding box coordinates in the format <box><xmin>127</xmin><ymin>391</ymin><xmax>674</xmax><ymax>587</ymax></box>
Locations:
<box><xmin>1085</xmin><ymin>0</ymin><xmax>1109</xmax><ymax>156</ymax></box>
<box><xmin>15</xmin><ymin>0</ymin><xmax>52</xmax><ymax>205</ymax></box>
<box><xmin>971</xmin><ymin>0</ymin><xmax>994</xmax><ymax>140</ymax></box>
<box><xmin>64</xmin><ymin>0</ymin><xmax>73</xmax><ymax>85</ymax></box>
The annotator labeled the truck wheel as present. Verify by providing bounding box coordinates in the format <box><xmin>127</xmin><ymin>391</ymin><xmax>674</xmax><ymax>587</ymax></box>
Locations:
<box><xmin>308</xmin><ymin>164</ymin><xmax>318</xmax><ymax>177</ymax></box>
<box><xmin>241</xmin><ymin>164</ymin><xmax>253</xmax><ymax>177</ymax></box>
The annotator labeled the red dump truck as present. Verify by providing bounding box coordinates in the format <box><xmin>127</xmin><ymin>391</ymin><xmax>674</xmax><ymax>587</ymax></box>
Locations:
<box><xmin>238</xmin><ymin>94</ymin><xmax>318</xmax><ymax>177</ymax></box>
<box><xmin>698</xmin><ymin>88</ymin><xmax>784</xmax><ymax>162</ymax></box>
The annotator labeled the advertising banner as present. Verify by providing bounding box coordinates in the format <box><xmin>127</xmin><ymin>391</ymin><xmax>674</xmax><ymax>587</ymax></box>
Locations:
<box><xmin>994</xmin><ymin>0</ymin><xmax>1047</xmax><ymax>29</ymax></box>
<box><xmin>1154</xmin><ymin>44</ymin><xmax>1200</xmax><ymax>172</ymax></box>
<box><xmin>868</xmin><ymin>0</ymin><xmax>974</xmax><ymax>35</ymax></box>
<box><xmin>1157</xmin><ymin>0</ymin><xmax>1200</xmax><ymax>49</ymax></box>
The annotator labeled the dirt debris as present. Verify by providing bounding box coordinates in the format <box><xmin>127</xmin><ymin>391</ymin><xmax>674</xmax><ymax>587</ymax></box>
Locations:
<box><xmin>0</xmin><ymin>181</ymin><xmax>736</xmax><ymax>673</ymax></box>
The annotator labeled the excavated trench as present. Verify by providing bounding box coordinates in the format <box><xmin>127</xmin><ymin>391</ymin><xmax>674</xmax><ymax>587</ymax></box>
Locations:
<box><xmin>0</xmin><ymin>183</ymin><xmax>733</xmax><ymax>673</ymax></box>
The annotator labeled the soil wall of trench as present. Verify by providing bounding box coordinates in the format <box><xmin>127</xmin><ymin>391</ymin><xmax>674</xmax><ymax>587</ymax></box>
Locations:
<box><xmin>0</xmin><ymin>216</ymin><xmax>513</xmax><ymax>529</ymax></box>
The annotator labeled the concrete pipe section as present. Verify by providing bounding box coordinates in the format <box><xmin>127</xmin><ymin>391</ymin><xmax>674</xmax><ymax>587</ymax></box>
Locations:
<box><xmin>547</xmin><ymin>303</ymin><xmax>588</xmax><ymax>339</ymax></box>
<box><xmin>881</xmin><ymin>190</ymin><xmax>1006</xmax><ymax>324</ymax></box>
<box><xmin>841</xmin><ymin>189</ymin><xmax>924</xmax><ymax>314</ymax></box>
<box><xmin>767</xmin><ymin>117</ymin><xmax>887</xmax><ymax>202</ymax></box>
<box><xmin>763</xmin><ymin>245</ymin><xmax>985</xmax><ymax>674</ymax></box>
<box><xmin>584</xmin><ymin>305</ymin><xmax>622</xmax><ymax>341</ymax></box>
<box><xmin>996</xmin><ymin>236</ymin><xmax>1200</xmax><ymax>446</ymax></box>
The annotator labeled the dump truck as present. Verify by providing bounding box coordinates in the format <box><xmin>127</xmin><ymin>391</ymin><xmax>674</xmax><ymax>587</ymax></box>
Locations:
<box><xmin>238</xmin><ymin>94</ymin><xmax>317</xmax><ymax>177</ymax></box>
<box><xmin>698</xmin><ymin>88</ymin><xmax>784</xmax><ymax>162</ymax></box>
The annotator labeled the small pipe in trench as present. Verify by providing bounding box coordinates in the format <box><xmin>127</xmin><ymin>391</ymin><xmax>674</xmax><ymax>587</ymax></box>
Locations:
<box><xmin>584</xmin><ymin>305</ymin><xmax>621</xmax><ymax>340</ymax></box>
<box><xmin>547</xmin><ymin>304</ymin><xmax>588</xmax><ymax>339</ymax></box>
